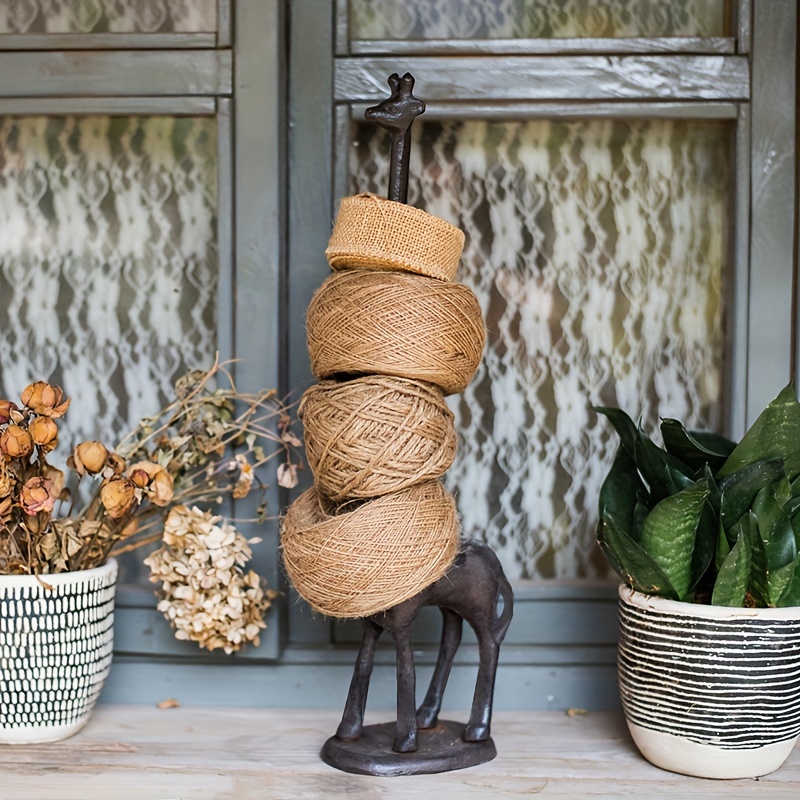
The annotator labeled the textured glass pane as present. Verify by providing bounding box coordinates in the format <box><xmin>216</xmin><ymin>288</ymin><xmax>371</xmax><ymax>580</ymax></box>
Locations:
<box><xmin>0</xmin><ymin>0</ymin><xmax>216</xmax><ymax>33</ymax></box>
<box><xmin>349</xmin><ymin>0</ymin><xmax>725</xmax><ymax>39</ymax></box>
<box><xmin>0</xmin><ymin>115</ymin><xmax>218</xmax><ymax>457</ymax></box>
<box><xmin>351</xmin><ymin>118</ymin><xmax>730</xmax><ymax>579</ymax></box>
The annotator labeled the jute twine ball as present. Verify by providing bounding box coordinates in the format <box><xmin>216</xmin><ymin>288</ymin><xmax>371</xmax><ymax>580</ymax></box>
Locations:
<box><xmin>281</xmin><ymin>480</ymin><xmax>459</xmax><ymax>618</ymax></box>
<box><xmin>325</xmin><ymin>193</ymin><xmax>465</xmax><ymax>282</ymax></box>
<box><xmin>306</xmin><ymin>269</ymin><xmax>485</xmax><ymax>396</ymax></box>
<box><xmin>300</xmin><ymin>375</ymin><xmax>456</xmax><ymax>502</ymax></box>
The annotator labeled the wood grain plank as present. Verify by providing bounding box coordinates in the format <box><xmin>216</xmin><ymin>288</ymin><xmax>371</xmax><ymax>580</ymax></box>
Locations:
<box><xmin>0</xmin><ymin>707</ymin><xmax>797</xmax><ymax>799</ymax></box>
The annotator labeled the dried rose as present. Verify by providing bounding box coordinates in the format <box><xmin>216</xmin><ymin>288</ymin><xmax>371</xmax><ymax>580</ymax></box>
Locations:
<box><xmin>28</xmin><ymin>416</ymin><xmax>58</xmax><ymax>447</ymax></box>
<box><xmin>20</xmin><ymin>476</ymin><xmax>56</xmax><ymax>515</ymax></box>
<box><xmin>20</xmin><ymin>381</ymin><xmax>70</xmax><ymax>418</ymax></box>
<box><xmin>69</xmin><ymin>441</ymin><xmax>109</xmax><ymax>476</ymax></box>
<box><xmin>128</xmin><ymin>467</ymin><xmax>150</xmax><ymax>489</ymax></box>
<box><xmin>0</xmin><ymin>399</ymin><xmax>19</xmax><ymax>425</ymax></box>
<box><xmin>0</xmin><ymin>495</ymin><xmax>13</xmax><ymax>522</ymax></box>
<box><xmin>45</xmin><ymin>465</ymin><xmax>66</xmax><ymax>502</ymax></box>
<box><xmin>103</xmin><ymin>452</ymin><xmax>127</xmax><ymax>477</ymax></box>
<box><xmin>126</xmin><ymin>461</ymin><xmax>174</xmax><ymax>507</ymax></box>
<box><xmin>100</xmin><ymin>477</ymin><xmax>138</xmax><ymax>519</ymax></box>
<box><xmin>0</xmin><ymin>468</ymin><xmax>14</xmax><ymax>498</ymax></box>
<box><xmin>0</xmin><ymin>425</ymin><xmax>33</xmax><ymax>459</ymax></box>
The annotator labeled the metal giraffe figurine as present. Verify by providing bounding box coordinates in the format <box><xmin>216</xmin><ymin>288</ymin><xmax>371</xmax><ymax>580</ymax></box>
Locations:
<box><xmin>363</xmin><ymin>72</ymin><xmax>425</xmax><ymax>204</ymax></box>
<box><xmin>320</xmin><ymin>73</ymin><xmax>515</xmax><ymax>777</ymax></box>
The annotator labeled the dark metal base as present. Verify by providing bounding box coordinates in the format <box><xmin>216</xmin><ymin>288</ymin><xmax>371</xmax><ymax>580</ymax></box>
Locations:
<box><xmin>320</xmin><ymin>720</ymin><xmax>497</xmax><ymax>777</ymax></box>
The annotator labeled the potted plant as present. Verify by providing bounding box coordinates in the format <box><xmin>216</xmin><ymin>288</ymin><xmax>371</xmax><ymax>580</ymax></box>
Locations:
<box><xmin>596</xmin><ymin>384</ymin><xmax>800</xmax><ymax>779</ymax></box>
<box><xmin>0</xmin><ymin>362</ymin><xmax>299</xmax><ymax>744</ymax></box>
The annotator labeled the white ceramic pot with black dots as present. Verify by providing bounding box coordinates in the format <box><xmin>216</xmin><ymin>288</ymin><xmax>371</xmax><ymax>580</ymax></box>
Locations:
<box><xmin>0</xmin><ymin>559</ymin><xmax>117</xmax><ymax>744</ymax></box>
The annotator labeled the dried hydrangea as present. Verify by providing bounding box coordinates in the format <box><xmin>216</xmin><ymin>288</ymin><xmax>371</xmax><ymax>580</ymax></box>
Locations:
<box><xmin>144</xmin><ymin>505</ymin><xmax>276</xmax><ymax>654</ymax></box>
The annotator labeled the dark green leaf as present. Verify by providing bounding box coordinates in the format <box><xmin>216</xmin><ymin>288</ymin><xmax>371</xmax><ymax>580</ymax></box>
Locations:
<box><xmin>705</xmin><ymin>465</ymin><xmax>721</xmax><ymax>513</ymax></box>
<box><xmin>752</xmin><ymin>480</ymin><xmax>796</xmax><ymax>571</ymax></box>
<box><xmin>598</xmin><ymin>449</ymin><xmax>647</xmax><ymax>539</ymax></box>
<box><xmin>632</xmin><ymin>501</ymin><xmax>650</xmax><ymax>544</ymax></box>
<box><xmin>719</xmin><ymin>384</ymin><xmax>800</xmax><ymax>480</ymax></box>
<box><xmin>712</xmin><ymin>532</ymin><xmax>752</xmax><ymax>607</ymax></box>
<box><xmin>635</xmin><ymin>426</ymin><xmax>695</xmax><ymax>503</ymax></box>
<box><xmin>770</xmin><ymin>553</ymin><xmax>800</xmax><ymax>606</ymax></box>
<box><xmin>718</xmin><ymin>459</ymin><xmax>785</xmax><ymax>529</ymax></box>
<box><xmin>639</xmin><ymin>479</ymin><xmax>711</xmax><ymax>601</ymax></box>
<box><xmin>597</xmin><ymin>515</ymin><xmax>678</xmax><ymax>599</ymax></box>
<box><xmin>594</xmin><ymin>406</ymin><xmax>637</xmax><ymax>461</ymax></box>
<box><xmin>715</xmin><ymin>517</ymin><xmax>731</xmax><ymax>572</ymax></box>
<box><xmin>776</xmin><ymin>554</ymin><xmax>800</xmax><ymax>607</ymax></box>
<box><xmin>661</xmin><ymin>418</ymin><xmax>736</xmax><ymax>472</ymax></box>
<box><xmin>792</xmin><ymin>507</ymin><xmax>800</xmax><ymax>553</ymax></box>
<box><xmin>789</xmin><ymin>474</ymin><xmax>800</xmax><ymax>517</ymax></box>
<box><xmin>740</xmin><ymin>512</ymin><xmax>770</xmax><ymax>607</ymax></box>
<box><xmin>690</xmin><ymin>499</ymin><xmax>718</xmax><ymax>593</ymax></box>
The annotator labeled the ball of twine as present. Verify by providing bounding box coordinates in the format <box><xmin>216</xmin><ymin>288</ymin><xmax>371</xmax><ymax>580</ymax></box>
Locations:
<box><xmin>281</xmin><ymin>480</ymin><xmax>459</xmax><ymax>618</ymax></box>
<box><xmin>306</xmin><ymin>269</ymin><xmax>485</xmax><ymax>396</ymax></box>
<box><xmin>300</xmin><ymin>375</ymin><xmax>456</xmax><ymax>502</ymax></box>
<box><xmin>325</xmin><ymin>193</ymin><xmax>465</xmax><ymax>282</ymax></box>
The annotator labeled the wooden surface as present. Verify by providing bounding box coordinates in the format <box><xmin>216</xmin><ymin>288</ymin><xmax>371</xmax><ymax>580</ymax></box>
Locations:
<box><xmin>1</xmin><ymin>707</ymin><xmax>799</xmax><ymax>799</ymax></box>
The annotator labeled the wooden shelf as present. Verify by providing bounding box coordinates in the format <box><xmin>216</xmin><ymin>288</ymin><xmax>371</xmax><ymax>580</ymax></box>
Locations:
<box><xmin>2</xmin><ymin>707</ymin><xmax>799</xmax><ymax>798</ymax></box>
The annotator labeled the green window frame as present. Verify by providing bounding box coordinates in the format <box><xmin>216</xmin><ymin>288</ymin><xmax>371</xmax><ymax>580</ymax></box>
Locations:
<box><xmin>0</xmin><ymin>0</ymin><xmax>795</xmax><ymax>711</ymax></box>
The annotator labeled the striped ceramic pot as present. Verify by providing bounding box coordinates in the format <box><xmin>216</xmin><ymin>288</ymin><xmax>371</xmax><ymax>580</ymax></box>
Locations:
<box><xmin>0</xmin><ymin>559</ymin><xmax>117</xmax><ymax>744</ymax></box>
<box><xmin>618</xmin><ymin>585</ymin><xmax>800</xmax><ymax>779</ymax></box>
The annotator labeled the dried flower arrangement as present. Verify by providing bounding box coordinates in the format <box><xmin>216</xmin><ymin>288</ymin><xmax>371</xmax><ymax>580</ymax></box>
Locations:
<box><xmin>0</xmin><ymin>361</ymin><xmax>301</xmax><ymax>653</ymax></box>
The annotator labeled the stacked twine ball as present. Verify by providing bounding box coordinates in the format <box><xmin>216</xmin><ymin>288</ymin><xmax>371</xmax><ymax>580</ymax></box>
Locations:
<box><xmin>281</xmin><ymin>192</ymin><xmax>485</xmax><ymax>618</ymax></box>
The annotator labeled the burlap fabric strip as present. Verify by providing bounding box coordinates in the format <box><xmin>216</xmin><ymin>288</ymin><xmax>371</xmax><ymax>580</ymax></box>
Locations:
<box><xmin>306</xmin><ymin>269</ymin><xmax>485</xmax><ymax>396</ymax></box>
<box><xmin>281</xmin><ymin>480</ymin><xmax>459</xmax><ymax>618</ymax></box>
<box><xmin>326</xmin><ymin>193</ymin><xmax>464</xmax><ymax>282</ymax></box>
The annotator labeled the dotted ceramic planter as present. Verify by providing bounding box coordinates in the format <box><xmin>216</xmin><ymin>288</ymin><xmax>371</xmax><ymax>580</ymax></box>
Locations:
<box><xmin>618</xmin><ymin>585</ymin><xmax>800</xmax><ymax>779</ymax></box>
<box><xmin>0</xmin><ymin>559</ymin><xmax>117</xmax><ymax>744</ymax></box>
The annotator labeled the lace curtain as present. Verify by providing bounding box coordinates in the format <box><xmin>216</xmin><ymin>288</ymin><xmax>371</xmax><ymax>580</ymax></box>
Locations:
<box><xmin>351</xmin><ymin>118</ymin><xmax>730</xmax><ymax>579</ymax></box>
<box><xmin>0</xmin><ymin>0</ymin><xmax>216</xmax><ymax>33</ymax></box>
<box><xmin>349</xmin><ymin>0</ymin><xmax>725</xmax><ymax>39</ymax></box>
<box><xmin>0</xmin><ymin>115</ymin><xmax>218</xmax><ymax>455</ymax></box>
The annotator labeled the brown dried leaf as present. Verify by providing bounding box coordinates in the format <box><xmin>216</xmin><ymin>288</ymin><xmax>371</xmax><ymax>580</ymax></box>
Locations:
<box><xmin>156</xmin><ymin>698</ymin><xmax>181</xmax><ymax>709</ymax></box>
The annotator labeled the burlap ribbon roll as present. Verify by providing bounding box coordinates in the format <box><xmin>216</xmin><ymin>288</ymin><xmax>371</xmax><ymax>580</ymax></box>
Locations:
<box><xmin>306</xmin><ymin>269</ymin><xmax>485</xmax><ymax>395</ymax></box>
<box><xmin>300</xmin><ymin>375</ymin><xmax>456</xmax><ymax>502</ymax></box>
<box><xmin>326</xmin><ymin>193</ymin><xmax>465</xmax><ymax>282</ymax></box>
<box><xmin>280</xmin><ymin>480</ymin><xmax>459</xmax><ymax>618</ymax></box>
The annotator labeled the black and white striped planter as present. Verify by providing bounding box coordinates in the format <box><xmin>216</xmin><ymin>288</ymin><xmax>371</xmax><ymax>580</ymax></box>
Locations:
<box><xmin>0</xmin><ymin>559</ymin><xmax>117</xmax><ymax>744</ymax></box>
<box><xmin>618</xmin><ymin>585</ymin><xmax>800</xmax><ymax>779</ymax></box>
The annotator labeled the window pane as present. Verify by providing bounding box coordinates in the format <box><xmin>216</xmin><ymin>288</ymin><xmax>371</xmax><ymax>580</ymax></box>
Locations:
<box><xmin>349</xmin><ymin>0</ymin><xmax>726</xmax><ymax>39</ymax></box>
<box><xmin>350</xmin><ymin>118</ymin><xmax>730</xmax><ymax>579</ymax></box>
<box><xmin>0</xmin><ymin>115</ymin><xmax>218</xmax><ymax>529</ymax></box>
<box><xmin>0</xmin><ymin>0</ymin><xmax>217</xmax><ymax>33</ymax></box>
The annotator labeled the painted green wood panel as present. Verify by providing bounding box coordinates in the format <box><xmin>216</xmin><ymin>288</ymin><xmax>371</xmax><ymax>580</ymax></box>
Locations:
<box><xmin>335</xmin><ymin>55</ymin><xmax>749</xmax><ymax>102</ymax></box>
<box><xmin>333</xmin><ymin>584</ymin><xmax>619</xmax><ymax>646</ymax></box>
<box><xmin>0</xmin><ymin>33</ymin><xmax>217</xmax><ymax>49</ymax></box>
<box><xmin>229</xmin><ymin>0</ymin><xmax>286</xmax><ymax>658</ymax></box>
<box><xmin>100</xmin><ymin>649</ymin><xmax>620</xmax><ymax>711</ymax></box>
<box><xmin>0</xmin><ymin>50</ymin><xmax>231</xmax><ymax>96</ymax></box>
<box><xmin>113</xmin><ymin>582</ymin><xmax>620</xmax><ymax>661</ymax></box>
<box><xmin>350</xmin><ymin>37</ymin><xmax>737</xmax><ymax>55</ymax></box>
<box><xmin>747</xmin><ymin>0</ymin><xmax>797</xmax><ymax>424</ymax></box>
